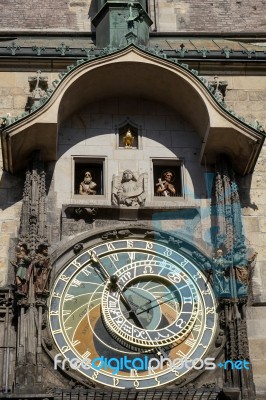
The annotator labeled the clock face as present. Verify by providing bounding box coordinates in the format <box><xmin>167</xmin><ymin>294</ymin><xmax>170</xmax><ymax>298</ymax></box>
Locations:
<box><xmin>49</xmin><ymin>238</ymin><xmax>217</xmax><ymax>390</ymax></box>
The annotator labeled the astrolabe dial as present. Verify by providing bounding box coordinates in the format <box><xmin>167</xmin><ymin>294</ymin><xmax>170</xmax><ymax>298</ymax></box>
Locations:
<box><xmin>101</xmin><ymin>258</ymin><xmax>199</xmax><ymax>348</ymax></box>
<box><xmin>49</xmin><ymin>238</ymin><xmax>217</xmax><ymax>390</ymax></box>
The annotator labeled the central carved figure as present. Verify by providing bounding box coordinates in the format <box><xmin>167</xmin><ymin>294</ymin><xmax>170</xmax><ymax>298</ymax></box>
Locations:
<box><xmin>112</xmin><ymin>169</ymin><xmax>147</xmax><ymax>207</ymax></box>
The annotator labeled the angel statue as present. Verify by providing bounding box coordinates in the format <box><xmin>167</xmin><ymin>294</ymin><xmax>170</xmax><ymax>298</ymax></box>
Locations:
<box><xmin>112</xmin><ymin>170</ymin><xmax>147</xmax><ymax>207</ymax></box>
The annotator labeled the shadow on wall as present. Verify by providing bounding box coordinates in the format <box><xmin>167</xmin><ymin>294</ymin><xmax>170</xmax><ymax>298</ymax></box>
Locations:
<box><xmin>0</xmin><ymin>170</ymin><xmax>25</xmax><ymax>211</ymax></box>
<box><xmin>88</xmin><ymin>0</ymin><xmax>98</xmax><ymax>34</ymax></box>
<box><xmin>0</xmin><ymin>155</ymin><xmax>55</xmax><ymax>211</ymax></box>
<box><xmin>237</xmin><ymin>173</ymin><xmax>258</xmax><ymax>211</ymax></box>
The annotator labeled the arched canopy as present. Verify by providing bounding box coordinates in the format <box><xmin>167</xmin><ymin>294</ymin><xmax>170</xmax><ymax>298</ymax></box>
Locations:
<box><xmin>1</xmin><ymin>45</ymin><xmax>264</xmax><ymax>174</ymax></box>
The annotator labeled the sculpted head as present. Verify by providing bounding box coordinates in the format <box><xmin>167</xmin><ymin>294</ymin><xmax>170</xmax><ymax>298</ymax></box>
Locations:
<box><xmin>163</xmin><ymin>170</ymin><xmax>174</xmax><ymax>182</ymax></box>
<box><xmin>216</xmin><ymin>249</ymin><xmax>223</xmax><ymax>258</ymax></box>
<box><xmin>84</xmin><ymin>171</ymin><xmax>92</xmax><ymax>183</ymax></box>
<box><xmin>121</xmin><ymin>170</ymin><xmax>137</xmax><ymax>182</ymax></box>
<box><xmin>126</xmin><ymin>129</ymin><xmax>133</xmax><ymax>138</ymax></box>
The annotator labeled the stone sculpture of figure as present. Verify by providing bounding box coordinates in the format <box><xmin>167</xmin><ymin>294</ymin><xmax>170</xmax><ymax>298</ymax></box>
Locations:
<box><xmin>12</xmin><ymin>242</ymin><xmax>31</xmax><ymax>295</ymax></box>
<box><xmin>212</xmin><ymin>249</ymin><xmax>230</xmax><ymax>297</ymax></box>
<box><xmin>112</xmin><ymin>170</ymin><xmax>147</xmax><ymax>207</ymax></box>
<box><xmin>123</xmin><ymin>129</ymin><xmax>134</xmax><ymax>148</ymax></box>
<box><xmin>30</xmin><ymin>244</ymin><xmax>52</xmax><ymax>294</ymax></box>
<box><xmin>79</xmin><ymin>171</ymin><xmax>97</xmax><ymax>195</ymax></box>
<box><xmin>156</xmin><ymin>170</ymin><xmax>176</xmax><ymax>197</ymax></box>
<box><xmin>233</xmin><ymin>243</ymin><xmax>257</xmax><ymax>296</ymax></box>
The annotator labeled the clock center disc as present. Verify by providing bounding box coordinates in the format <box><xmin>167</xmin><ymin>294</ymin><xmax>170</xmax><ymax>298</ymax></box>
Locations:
<box><xmin>121</xmin><ymin>287</ymin><xmax>161</xmax><ymax>330</ymax></box>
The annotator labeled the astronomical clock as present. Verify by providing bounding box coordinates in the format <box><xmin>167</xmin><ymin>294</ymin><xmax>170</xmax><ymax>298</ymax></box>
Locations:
<box><xmin>48</xmin><ymin>230</ymin><xmax>218</xmax><ymax>390</ymax></box>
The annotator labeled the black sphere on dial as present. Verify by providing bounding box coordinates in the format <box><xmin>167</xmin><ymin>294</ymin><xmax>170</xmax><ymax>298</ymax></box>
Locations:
<box><xmin>110</xmin><ymin>274</ymin><xmax>118</xmax><ymax>285</ymax></box>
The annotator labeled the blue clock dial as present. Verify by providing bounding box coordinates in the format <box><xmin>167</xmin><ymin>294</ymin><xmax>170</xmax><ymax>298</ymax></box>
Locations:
<box><xmin>49</xmin><ymin>238</ymin><xmax>217</xmax><ymax>389</ymax></box>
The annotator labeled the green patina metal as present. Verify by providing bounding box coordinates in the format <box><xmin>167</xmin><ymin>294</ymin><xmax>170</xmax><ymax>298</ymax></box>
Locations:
<box><xmin>92</xmin><ymin>1</ymin><xmax>152</xmax><ymax>48</ymax></box>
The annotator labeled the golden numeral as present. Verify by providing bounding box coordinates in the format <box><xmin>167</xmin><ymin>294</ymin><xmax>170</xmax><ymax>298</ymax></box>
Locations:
<box><xmin>155</xmin><ymin>377</ymin><xmax>160</xmax><ymax>385</ymax></box>
<box><xmin>113</xmin><ymin>378</ymin><xmax>119</xmax><ymax>386</ymax></box>
<box><xmin>145</xmin><ymin>242</ymin><xmax>153</xmax><ymax>250</ymax></box>
<box><xmin>92</xmin><ymin>371</ymin><xmax>99</xmax><ymax>380</ymax></box>
<box><xmin>82</xmin><ymin>351</ymin><xmax>91</xmax><ymax>358</ymax></box>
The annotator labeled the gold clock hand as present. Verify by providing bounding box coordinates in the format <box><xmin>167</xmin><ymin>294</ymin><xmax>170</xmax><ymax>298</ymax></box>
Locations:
<box><xmin>90</xmin><ymin>252</ymin><xmax>146</xmax><ymax>328</ymax></box>
<box><xmin>90</xmin><ymin>251</ymin><xmax>110</xmax><ymax>280</ymax></box>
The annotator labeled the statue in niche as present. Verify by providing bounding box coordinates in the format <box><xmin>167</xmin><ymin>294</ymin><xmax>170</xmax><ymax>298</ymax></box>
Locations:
<box><xmin>29</xmin><ymin>244</ymin><xmax>52</xmax><ymax>294</ymax></box>
<box><xmin>12</xmin><ymin>242</ymin><xmax>31</xmax><ymax>295</ymax></box>
<box><xmin>112</xmin><ymin>170</ymin><xmax>147</xmax><ymax>207</ymax></box>
<box><xmin>79</xmin><ymin>171</ymin><xmax>97</xmax><ymax>195</ymax></box>
<box><xmin>123</xmin><ymin>129</ymin><xmax>135</xmax><ymax>148</ymax></box>
<box><xmin>233</xmin><ymin>242</ymin><xmax>257</xmax><ymax>296</ymax></box>
<box><xmin>155</xmin><ymin>170</ymin><xmax>176</xmax><ymax>197</ymax></box>
<box><xmin>212</xmin><ymin>249</ymin><xmax>230</xmax><ymax>297</ymax></box>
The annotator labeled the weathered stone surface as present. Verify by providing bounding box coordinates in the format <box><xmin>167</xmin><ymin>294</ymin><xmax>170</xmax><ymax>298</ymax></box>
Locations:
<box><xmin>225</xmin><ymin>90</ymin><xmax>238</xmax><ymax>101</ymax></box>
<box><xmin>249</xmin><ymin>91</ymin><xmax>266</xmax><ymax>101</ymax></box>
<box><xmin>13</xmin><ymin>95</ymin><xmax>27</xmax><ymax>110</ymax></box>
<box><xmin>237</xmin><ymin>90</ymin><xmax>249</xmax><ymax>101</ymax></box>
<box><xmin>247</xmin><ymin>311</ymin><xmax>266</xmax><ymax>393</ymax></box>
<box><xmin>0</xmin><ymin>258</ymin><xmax>6</xmax><ymax>285</ymax></box>
<box><xmin>242</xmin><ymin>216</ymin><xmax>260</xmax><ymax>233</ymax></box>
<box><xmin>0</xmin><ymin>1</ymin><xmax>264</xmax><ymax>33</ymax></box>
<box><xmin>0</xmin><ymin>96</ymin><xmax>13</xmax><ymax>109</ymax></box>
<box><xmin>254</xmin><ymin>157</ymin><xmax>266</xmax><ymax>173</ymax></box>
<box><xmin>1</xmin><ymin>220</ymin><xmax>18</xmax><ymax>234</ymax></box>
<box><xmin>0</xmin><ymin>0</ymin><xmax>80</xmax><ymax>31</ymax></box>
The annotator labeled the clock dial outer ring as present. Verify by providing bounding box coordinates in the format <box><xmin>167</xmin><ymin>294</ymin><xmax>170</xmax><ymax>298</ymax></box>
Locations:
<box><xmin>49</xmin><ymin>238</ymin><xmax>218</xmax><ymax>390</ymax></box>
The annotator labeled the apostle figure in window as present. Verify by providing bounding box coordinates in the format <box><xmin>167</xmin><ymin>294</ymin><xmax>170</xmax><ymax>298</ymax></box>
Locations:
<box><xmin>79</xmin><ymin>171</ymin><xmax>97</xmax><ymax>195</ymax></box>
<box><xmin>156</xmin><ymin>170</ymin><xmax>176</xmax><ymax>197</ymax></box>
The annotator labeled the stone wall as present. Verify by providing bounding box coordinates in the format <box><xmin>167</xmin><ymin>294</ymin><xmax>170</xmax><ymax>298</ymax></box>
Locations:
<box><xmin>222</xmin><ymin>76</ymin><xmax>266</xmax><ymax>303</ymax></box>
<box><xmin>0</xmin><ymin>0</ymin><xmax>93</xmax><ymax>32</ymax></box>
<box><xmin>0</xmin><ymin>155</ymin><xmax>23</xmax><ymax>287</ymax></box>
<box><xmin>1</xmin><ymin>70</ymin><xmax>266</xmax><ymax>395</ymax></box>
<box><xmin>221</xmin><ymin>75</ymin><xmax>266</xmax><ymax>398</ymax></box>
<box><xmin>0</xmin><ymin>0</ymin><xmax>265</xmax><ymax>33</ymax></box>
<box><xmin>0</xmin><ymin>72</ymin><xmax>58</xmax><ymax>117</ymax></box>
<box><xmin>152</xmin><ymin>0</ymin><xmax>266</xmax><ymax>33</ymax></box>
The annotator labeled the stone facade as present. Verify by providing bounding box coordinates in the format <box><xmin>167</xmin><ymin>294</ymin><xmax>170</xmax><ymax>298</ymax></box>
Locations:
<box><xmin>0</xmin><ymin>0</ymin><xmax>265</xmax><ymax>33</ymax></box>
<box><xmin>1</xmin><ymin>68</ymin><xmax>266</xmax><ymax>397</ymax></box>
<box><xmin>151</xmin><ymin>0</ymin><xmax>266</xmax><ymax>33</ymax></box>
<box><xmin>0</xmin><ymin>1</ymin><xmax>266</xmax><ymax>399</ymax></box>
